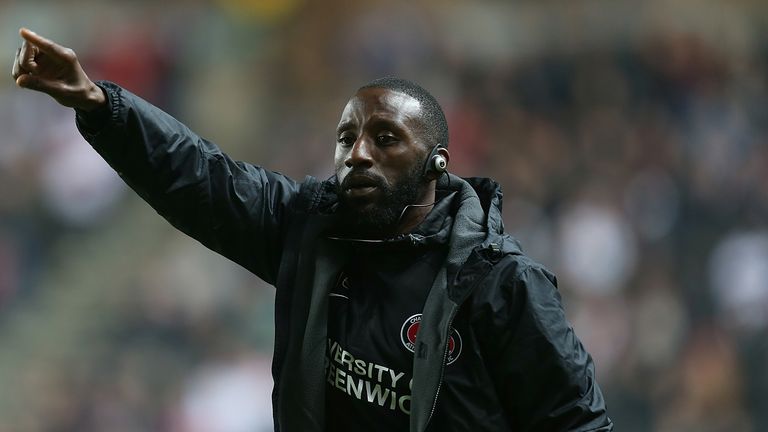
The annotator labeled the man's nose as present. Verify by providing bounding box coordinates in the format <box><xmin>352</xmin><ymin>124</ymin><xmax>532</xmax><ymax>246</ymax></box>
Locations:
<box><xmin>345</xmin><ymin>137</ymin><xmax>374</xmax><ymax>168</ymax></box>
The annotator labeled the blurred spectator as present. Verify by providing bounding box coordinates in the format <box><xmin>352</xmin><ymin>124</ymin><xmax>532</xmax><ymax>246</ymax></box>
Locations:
<box><xmin>655</xmin><ymin>326</ymin><xmax>753</xmax><ymax>432</ymax></box>
<box><xmin>172</xmin><ymin>354</ymin><xmax>273</xmax><ymax>432</ymax></box>
<box><xmin>709</xmin><ymin>230</ymin><xmax>768</xmax><ymax>332</ymax></box>
<box><xmin>39</xmin><ymin>116</ymin><xmax>124</xmax><ymax>227</ymax></box>
<box><xmin>558</xmin><ymin>197</ymin><xmax>638</xmax><ymax>296</ymax></box>
<box><xmin>1</xmin><ymin>1</ymin><xmax>768</xmax><ymax>430</ymax></box>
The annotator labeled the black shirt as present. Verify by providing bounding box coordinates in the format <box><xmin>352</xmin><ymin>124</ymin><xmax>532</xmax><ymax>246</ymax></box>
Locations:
<box><xmin>325</xmin><ymin>241</ymin><xmax>445</xmax><ymax>430</ymax></box>
<box><xmin>324</xmin><ymin>193</ymin><xmax>455</xmax><ymax>431</ymax></box>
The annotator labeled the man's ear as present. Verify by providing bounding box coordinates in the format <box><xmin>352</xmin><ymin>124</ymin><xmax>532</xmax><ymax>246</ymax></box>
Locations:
<box><xmin>437</xmin><ymin>147</ymin><xmax>450</xmax><ymax>168</ymax></box>
<box><xmin>423</xmin><ymin>144</ymin><xmax>450</xmax><ymax>180</ymax></box>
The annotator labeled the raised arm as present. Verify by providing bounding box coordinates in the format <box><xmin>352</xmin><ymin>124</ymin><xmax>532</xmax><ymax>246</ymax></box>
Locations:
<box><xmin>12</xmin><ymin>28</ymin><xmax>300</xmax><ymax>284</ymax></box>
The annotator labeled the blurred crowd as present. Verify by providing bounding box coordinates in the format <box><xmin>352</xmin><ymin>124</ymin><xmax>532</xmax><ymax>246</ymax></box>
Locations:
<box><xmin>1</xmin><ymin>0</ymin><xmax>767</xmax><ymax>431</ymax></box>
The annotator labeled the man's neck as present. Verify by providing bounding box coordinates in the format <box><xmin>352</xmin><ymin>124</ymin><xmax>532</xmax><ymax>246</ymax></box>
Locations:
<box><xmin>394</xmin><ymin>184</ymin><xmax>437</xmax><ymax>235</ymax></box>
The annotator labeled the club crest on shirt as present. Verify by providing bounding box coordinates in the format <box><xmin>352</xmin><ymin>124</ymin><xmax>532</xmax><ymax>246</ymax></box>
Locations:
<box><xmin>400</xmin><ymin>314</ymin><xmax>462</xmax><ymax>365</ymax></box>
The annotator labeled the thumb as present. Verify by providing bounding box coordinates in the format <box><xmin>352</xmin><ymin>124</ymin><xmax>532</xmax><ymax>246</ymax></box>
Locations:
<box><xmin>16</xmin><ymin>73</ymin><xmax>39</xmax><ymax>89</ymax></box>
<box><xmin>16</xmin><ymin>73</ymin><xmax>62</xmax><ymax>95</ymax></box>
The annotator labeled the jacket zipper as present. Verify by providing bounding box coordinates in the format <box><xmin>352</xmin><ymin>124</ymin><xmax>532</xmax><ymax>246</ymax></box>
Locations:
<box><xmin>425</xmin><ymin>307</ymin><xmax>458</xmax><ymax>428</ymax></box>
<box><xmin>326</xmin><ymin>233</ymin><xmax>425</xmax><ymax>245</ymax></box>
<box><xmin>424</xmin><ymin>245</ymin><xmax>502</xmax><ymax>429</ymax></box>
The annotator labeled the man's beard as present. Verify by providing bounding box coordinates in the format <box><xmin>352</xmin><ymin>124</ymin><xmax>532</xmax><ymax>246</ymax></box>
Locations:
<box><xmin>336</xmin><ymin>162</ymin><xmax>427</xmax><ymax>238</ymax></box>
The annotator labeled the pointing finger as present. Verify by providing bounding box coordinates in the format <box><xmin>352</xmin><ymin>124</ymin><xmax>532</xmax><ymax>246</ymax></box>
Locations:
<box><xmin>19</xmin><ymin>28</ymin><xmax>73</xmax><ymax>61</ymax></box>
<box><xmin>18</xmin><ymin>40</ymin><xmax>36</xmax><ymax>71</ymax></box>
<box><xmin>19</xmin><ymin>41</ymin><xmax>39</xmax><ymax>73</ymax></box>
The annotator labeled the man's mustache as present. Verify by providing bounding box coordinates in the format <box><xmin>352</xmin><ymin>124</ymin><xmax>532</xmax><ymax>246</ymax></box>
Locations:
<box><xmin>339</xmin><ymin>170</ymin><xmax>386</xmax><ymax>190</ymax></box>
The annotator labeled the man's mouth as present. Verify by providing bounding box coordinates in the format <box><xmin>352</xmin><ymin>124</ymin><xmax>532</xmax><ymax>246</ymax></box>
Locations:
<box><xmin>345</xmin><ymin>185</ymin><xmax>378</xmax><ymax>198</ymax></box>
<box><xmin>342</xmin><ymin>175</ymin><xmax>382</xmax><ymax>199</ymax></box>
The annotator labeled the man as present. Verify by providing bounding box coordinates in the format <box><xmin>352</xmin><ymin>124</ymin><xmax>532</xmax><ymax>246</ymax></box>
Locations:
<box><xmin>12</xmin><ymin>28</ymin><xmax>613</xmax><ymax>431</ymax></box>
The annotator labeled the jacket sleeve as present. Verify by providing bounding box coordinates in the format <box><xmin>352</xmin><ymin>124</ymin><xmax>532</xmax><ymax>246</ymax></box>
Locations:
<box><xmin>475</xmin><ymin>264</ymin><xmax>613</xmax><ymax>431</ymax></box>
<box><xmin>75</xmin><ymin>81</ymin><xmax>299</xmax><ymax>284</ymax></box>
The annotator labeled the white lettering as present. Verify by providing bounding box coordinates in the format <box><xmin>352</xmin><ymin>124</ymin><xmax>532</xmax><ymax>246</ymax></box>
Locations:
<box><xmin>354</xmin><ymin>359</ymin><xmax>367</xmax><ymax>376</ymax></box>
<box><xmin>398</xmin><ymin>395</ymin><xmax>411</xmax><ymax>414</ymax></box>
<box><xmin>325</xmin><ymin>339</ymin><xmax>412</xmax><ymax>415</ymax></box>
<box><xmin>346</xmin><ymin>374</ymin><xmax>364</xmax><ymax>399</ymax></box>
<box><xmin>335</xmin><ymin>368</ymin><xmax>347</xmax><ymax>391</ymax></box>
<box><xmin>374</xmin><ymin>364</ymin><xmax>387</xmax><ymax>382</ymax></box>
<box><xmin>389</xmin><ymin>370</ymin><xmax>404</xmax><ymax>387</ymax></box>
<box><xmin>365</xmin><ymin>381</ymin><xmax>390</xmax><ymax>406</ymax></box>
<box><xmin>340</xmin><ymin>350</ymin><xmax>353</xmax><ymax>370</ymax></box>
<box><xmin>333</xmin><ymin>344</ymin><xmax>343</xmax><ymax>364</ymax></box>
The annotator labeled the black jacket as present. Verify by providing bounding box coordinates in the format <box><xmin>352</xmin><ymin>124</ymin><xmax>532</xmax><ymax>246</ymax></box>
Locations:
<box><xmin>77</xmin><ymin>81</ymin><xmax>613</xmax><ymax>432</ymax></box>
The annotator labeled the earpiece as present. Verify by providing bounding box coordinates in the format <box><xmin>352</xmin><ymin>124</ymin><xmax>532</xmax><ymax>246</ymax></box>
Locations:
<box><xmin>432</xmin><ymin>154</ymin><xmax>447</xmax><ymax>172</ymax></box>
<box><xmin>398</xmin><ymin>144</ymin><xmax>448</xmax><ymax>224</ymax></box>
<box><xmin>423</xmin><ymin>144</ymin><xmax>448</xmax><ymax>178</ymax></box>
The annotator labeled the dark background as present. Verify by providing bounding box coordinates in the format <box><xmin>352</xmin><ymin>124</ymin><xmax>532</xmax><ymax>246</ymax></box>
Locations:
<box><xmin>1</xmin><ymin>0</ymin><xmax>767</xmax><ymax>430</ymax></box>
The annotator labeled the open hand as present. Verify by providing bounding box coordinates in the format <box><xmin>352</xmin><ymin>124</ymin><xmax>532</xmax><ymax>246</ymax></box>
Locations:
<box><xmin>12</xmin><ymin>28</ymin><xmax>105</xmax><ymax>111</ymax></box>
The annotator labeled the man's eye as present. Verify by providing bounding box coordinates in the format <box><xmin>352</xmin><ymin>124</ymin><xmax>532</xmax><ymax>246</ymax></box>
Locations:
<box><xmin>376</xmin><ymin>135</ymin><xmax>396</xmax><ymax>145</ymax></box>
<box><xmin>338</xmin><ymin>135</ymin><xmax>355</xmax><ymax>146</ymax></box>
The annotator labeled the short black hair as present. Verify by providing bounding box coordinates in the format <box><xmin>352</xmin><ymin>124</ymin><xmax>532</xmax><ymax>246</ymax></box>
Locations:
<box><xmin>359</xmin><ymin>77</ymin><xmax>449</xmax><ymax>149</ymax></box>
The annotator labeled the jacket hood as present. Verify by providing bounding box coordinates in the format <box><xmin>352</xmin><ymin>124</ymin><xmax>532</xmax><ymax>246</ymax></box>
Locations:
<box><xmin>436</xmin><ymin>174</ymin><xmax>522</xmax><ymax>257</ymax></box>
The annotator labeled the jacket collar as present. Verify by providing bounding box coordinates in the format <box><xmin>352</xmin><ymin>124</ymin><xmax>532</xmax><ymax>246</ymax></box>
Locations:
<box><xmin>311</xmin><ymin>174</ymin><xmax>515</xmax><ymax>246</ymax></box>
